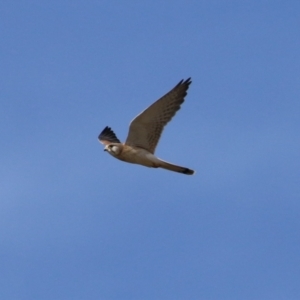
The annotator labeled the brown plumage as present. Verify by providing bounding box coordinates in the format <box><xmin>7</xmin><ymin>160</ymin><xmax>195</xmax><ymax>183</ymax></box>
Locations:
<box><xmin>98</xmin><ymin>78</ymin><xmax>195</xmax><ymax>175</ymax></box>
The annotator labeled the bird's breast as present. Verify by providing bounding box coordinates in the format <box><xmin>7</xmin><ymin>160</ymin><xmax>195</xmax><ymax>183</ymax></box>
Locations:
<box><xmin>116</xmin><ymin>145</ymin><xmax>157</xmax><ymax>167</ymax></box>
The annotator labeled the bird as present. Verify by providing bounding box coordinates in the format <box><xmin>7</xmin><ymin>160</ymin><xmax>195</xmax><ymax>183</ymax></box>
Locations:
<box><xmin>98</xmin><ymin>78</ymin><xmax>195</xmax><ymax>175</ymax></box>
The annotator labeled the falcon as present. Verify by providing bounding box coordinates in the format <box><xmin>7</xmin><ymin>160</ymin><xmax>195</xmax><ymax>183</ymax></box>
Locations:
<box><xmin>98</xmin><ymin>78</ymin><xmax>195</xmax><ymax>175</ymax></box>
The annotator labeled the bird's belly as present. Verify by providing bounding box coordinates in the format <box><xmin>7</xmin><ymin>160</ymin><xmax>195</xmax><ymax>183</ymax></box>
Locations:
<box><xmin>118</xmin><ymin>147</ymin><xmax>157</xmax><ymax>167</ymax></box>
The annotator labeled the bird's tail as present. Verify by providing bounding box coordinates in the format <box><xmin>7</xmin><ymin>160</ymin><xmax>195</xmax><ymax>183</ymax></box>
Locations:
<box><xmin>157</xmin><ymin>159</ymin><xmax>195</xmax><ymax>175</ymax></box>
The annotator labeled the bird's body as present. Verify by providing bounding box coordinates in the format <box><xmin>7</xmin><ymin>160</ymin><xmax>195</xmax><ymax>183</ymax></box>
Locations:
<box><xmin>98</xmin><ymin>78</ymin><xmax>195</xmax><ymax>175</ymax></box>
<box><xmin>107</xmin><ymin>144</ymin><xmax>155</xmax><ymax>166</ymax></box>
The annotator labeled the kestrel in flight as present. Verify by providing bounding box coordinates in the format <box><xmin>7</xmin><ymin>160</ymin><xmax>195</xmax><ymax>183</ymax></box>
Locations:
<box><xmin>98</xmin><ymin>78</ymin><xmax>195</xmax><ymax>175</ymax></box>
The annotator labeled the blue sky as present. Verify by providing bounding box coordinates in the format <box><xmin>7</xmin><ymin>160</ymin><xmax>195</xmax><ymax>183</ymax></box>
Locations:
<box><xmin>1</xmin><ymin>1</ymin><xmax>300</xmax><ymax>299</ymax></box>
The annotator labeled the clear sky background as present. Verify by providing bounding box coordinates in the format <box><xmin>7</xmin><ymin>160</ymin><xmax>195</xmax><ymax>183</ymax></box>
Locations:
<box><xmin>1</xmin><ymin>1</ymin><xmax>300</xmax><ymax>299</ymax></box>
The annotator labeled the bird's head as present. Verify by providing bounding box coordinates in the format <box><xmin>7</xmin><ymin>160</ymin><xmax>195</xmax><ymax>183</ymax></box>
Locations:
<box><xmin>104</xmin><ymin>144</ymin><xmax>122</xmax><ymax>156</ymax></box>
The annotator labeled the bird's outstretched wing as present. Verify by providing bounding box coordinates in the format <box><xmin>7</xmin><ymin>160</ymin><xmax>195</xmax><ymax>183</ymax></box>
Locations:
<box><xmin>98</xmin><ymin>126</ymin><xmax>120</xmax><ymax>145</ymax></box>
<box><xmin>125</xmin><ymin>78</ymin><xmax>191</xmax><ymax>154</ymax></box>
